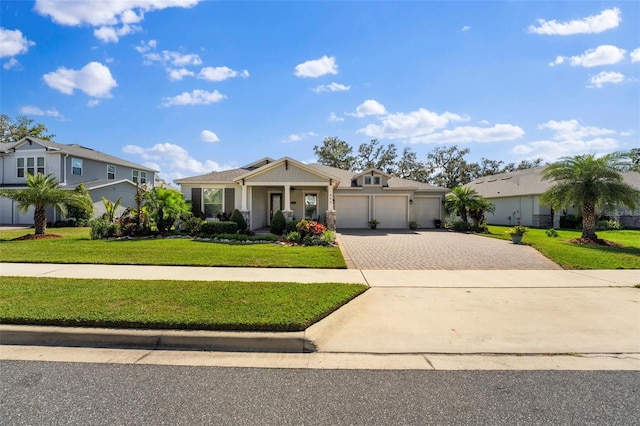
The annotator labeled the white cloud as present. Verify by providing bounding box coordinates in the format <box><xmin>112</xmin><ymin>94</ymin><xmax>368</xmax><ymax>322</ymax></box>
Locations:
<box><xmin>122</xmin><ymin>142</ymin><xmax>232</xmax><ymax>182</ymax></box>
<box><xmin>94</xmin><ymin>24</ymin><xmax>141</xmax><ymax>43</ymax></box>
<box><xmin>3</xmin><ymin>58</ymin><xmax>20</xmax><ymax>70</ymax></box>
<box><xmin>281</xmin><ymin>132</ymin><xmax>318</xmax><ymax>143</ymax></box>
<box><xmin>631</xmin><ymin>48</ymin><xmax>640</xmax><ymax>63</ymax></box>
<box><xmin>513</xmin><ymin>119</ymin><xmax>620</xmax><ymax>162</ymax></box>
<box><xmin>143</xmin><ymin>50</ymin><xmax>202</xmax><ymax>67</ymax></box>
<box><xmin>34</xmin><ymin>0</ymin><xmax>199</xmax><ymax>43</ymax></box>
<box><xmin>411</xmin><ymin>124</ymin><xmax>525</xmax><ymax>144</ymax></box>
<box><xmin>294</xmin><ymin>55</ymin><xmax>338</xmax><ymax>78</ymax></box>
<box><xmin>539</xmin><ymin>119</ymin><xmax>616</xmax><ymax>140</ymax></box>
<box><xmin>312</xmin><ymin>82</ymin><xmax>350</xmax><ymax>93</ymax></box>
<box><xmin>87</xmin><ymin>99</ymin><xmax>101</xmax><ymax>107</ymax></box>
<box><xmin>588</xmin><ymin>71</ymin><xmax>625</xmax><ymax>88</ymax></box>
<box><xmin>357</xmin><ymin>107</ymin><xmax>467</xmax><ymax>139</ymax></box>
<box><xmin>461</xmin><ymin>25</ymin><xmax>470</xmax><ymax>32</ymax></box>
<box><xmin>0</xmin><ymin>27</ymin><xmax>35</xmax><ymax>58</ymax></box>
<box><xmin>350</xmin><ymin>99</ymin><xmax>387</xmax><ymax>118</ymax></box>
<box><xmin>160</xmin><ymin>89</ymin><xmax>226</xmax><ymax>107</ymax></box>
<box><xmin>167</xmin><ymin>68</ymin><xmax>195</xmax><ymax>81</ymax></box>
<box><xmin>328</xmin><ymin>112</ymin><xmax>344</xmax><ymax>122</ymax></box>
<box><xmin>19</xmin><ymin>105</ymin><xmax>64</xmax><ymax>119</ymax></box>
<box><xmin>528</xmin><ymin>7</ymin><xmax>621</xmax><ymax>35</ymax></box>
<box><xmin>43</xmin><ymin>61</ymin><xmax>117</xmax><ymax>98</ymax></box>
<box><xmin>134</xmin><ymin>39</ymin><xmax>157</xmax><ymax>53</ymax></box>
<box><xmin>200</xmin><ymin>130</ymin><xmax>220</xmax><ymax>143</ymax></box>
<box><xmin>198</xmin><ymin>66</ymin><xmax>250</xmax><ymax>82</ymax></box>
<box><xmin>551</xmin><ymin>45</ymin><xmax>626</xmax><ymax>68</ymax></box>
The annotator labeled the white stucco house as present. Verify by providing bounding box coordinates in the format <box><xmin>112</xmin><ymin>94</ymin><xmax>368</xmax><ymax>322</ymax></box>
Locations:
<box><xmin>465</xmin><ymin>166</ymin><xmax>640</xmax><ymax>228</ymax></box>
<box><xmin>175</xmin><ymin>157</ymin><xmax>448</xmax><ymax>230</ymax></box>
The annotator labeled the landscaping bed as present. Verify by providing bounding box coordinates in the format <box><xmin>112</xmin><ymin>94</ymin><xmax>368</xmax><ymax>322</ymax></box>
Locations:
<box><xmin>0</xmin><ymin>277</ymin><xmax>367</xmax><ymax>331</ymax></box>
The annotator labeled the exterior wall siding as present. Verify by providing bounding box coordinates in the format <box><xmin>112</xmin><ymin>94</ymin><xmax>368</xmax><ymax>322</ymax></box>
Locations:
<box><xmin>246</xmin><ymin>163</ymin><xmax>328</xmax><ymax>183</ymax></box>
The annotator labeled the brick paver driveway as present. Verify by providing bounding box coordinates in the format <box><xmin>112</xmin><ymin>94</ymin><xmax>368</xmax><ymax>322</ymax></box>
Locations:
<box><xmin>337</xmin><ymin>229</ymin><xmax>561</xmax><ymax>270</ymax></box>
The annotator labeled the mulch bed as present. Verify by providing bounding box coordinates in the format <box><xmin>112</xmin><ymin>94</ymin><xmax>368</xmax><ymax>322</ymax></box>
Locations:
<box><xmin>568</xmin><ymin>237</ymin><xmax>623</xmax><ymax>247</ymax></box>
<box><xmin>11</xmin><ymin>234</ymin><xmax>64</xmax><ymax>241</ymax></box>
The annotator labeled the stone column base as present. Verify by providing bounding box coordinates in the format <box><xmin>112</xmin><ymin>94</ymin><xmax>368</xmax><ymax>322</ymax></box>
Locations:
<box><xmin>241</xmin><ymin>210</ymin><xmax>250</xmax><ymax>231</ymax></box>
<box><xmin>283</xmin><ymin>210</ymin><xmax>294</xmax><ymax>222</ymax></box>
<box><xmin>326</xmin><ymin>210</ymin><xmax>336</xmax><ymax>230</ymax></box>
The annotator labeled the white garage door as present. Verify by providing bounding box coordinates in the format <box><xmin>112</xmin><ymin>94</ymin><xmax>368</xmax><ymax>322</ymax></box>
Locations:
<box><xmin>374</xmin><ymin>196</ymin><xmax>408</xmax><ymax>228</ymax></box>
<box><xmin>335</xmin><ymin>195</ymin><xmax>369</xmax><ymax>229</ymax></box>
<box><xmin>413</xmin><ymin>197</ymin><xmax>441</xmax><ymax>228</ymax></box>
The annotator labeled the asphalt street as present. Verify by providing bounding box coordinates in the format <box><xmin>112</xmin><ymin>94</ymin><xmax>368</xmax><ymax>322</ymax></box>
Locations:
<box><xmin>2</xmin><ymin>360</ymin><xmax>639</xmax><ymax>425</ymax></box>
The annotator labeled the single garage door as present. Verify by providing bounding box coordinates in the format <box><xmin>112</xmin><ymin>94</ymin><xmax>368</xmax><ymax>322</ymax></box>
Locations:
<box><xmin>335</xmin><ymin>195</ymin><xmax>369</xmax><ymax>229</ymax></box>
<box><xmin>374</xmin><ymin>196</ymin><xmax>408</xmax><ymax>228</ymax></box>
<box><xmin>412</xmin><ymin>197</ymin><xmax>441</xmax><ymax>228</ymax></box>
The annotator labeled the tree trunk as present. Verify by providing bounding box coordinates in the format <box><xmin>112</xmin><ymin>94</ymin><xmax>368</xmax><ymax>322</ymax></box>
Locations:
<box><xmin>581</xmin><ymin>202</ymin><xmax>597</xmax><ymax>240</ymax></box>
<box><xmin>34</xmin><ymin>205</ymin><xmax>47</xmax><ymax>235</ymax></box>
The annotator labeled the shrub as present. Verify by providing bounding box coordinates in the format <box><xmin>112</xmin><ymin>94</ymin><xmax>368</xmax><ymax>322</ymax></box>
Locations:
<box><xmin>270</xmin><ymin>210</ymin><xmax>286</xmax><ymax>235</ymax></box>
<box><xmin>180</xmin><ymin>215</ymin><xmax>205</xmax><ymax>235</ymax></box>
<box><xmin>507</xmin><ymin>225</ymin><xmax>528</xmax><ymax>236</ymax></box>
<box><xmin>321</xmin><ymin>230</ymin><xmax>336</xmax><ymax>245</ymax></box>
<box><xmin>90</xmin><ymin>218</ymin><xmax>119</xmax><ymax>240</ymax></box>
<box><xmin>596</xmin><ymin>219</ymin><xmax>621</xmax><ymax>231</ymax></box>
<box><xmin>285</xmin><ymin>220</ymin><xmax>297</xmax><ymax>234</ymax></box>
<box><xmin>303</xmin><ymin>235</ymin><xmax>326</xmax><ymax>246</ymax></box>
<box><xmin>545</xmin><ymin>228</ymin><xmax>559</xmax><ymax>237</ymax></box>
<box><xmin>66</xmin><ymin>183</ymin><xmax>94</xmax><ymax>225</ymax></box>
<box><xmin>200</xmin><ymin>221</ymin><xmax>238</xmax><ymax>236</ymax></box>
<box><xmin>445</xmin><ymin>219</ymin><xmax>470</xmax><ymax>232</ymax></box>
<box><xmin>296</xmin><ymin>219</ymin><xmax>325</xmax><ymax>238</ymax></box>
<box><xmin>560</xmin><ymin>214</ymin><xmax>582</xmax><ymax>229</ymax></box>
<box><xmin>229</xmin><ymin>209</ymin><xmax>247</xmax><ymax>232</ymax></box>
<box><xmin>285</xmin><ymin>231</ymin><xmax>302</xmax><ymax>243</ymax></box>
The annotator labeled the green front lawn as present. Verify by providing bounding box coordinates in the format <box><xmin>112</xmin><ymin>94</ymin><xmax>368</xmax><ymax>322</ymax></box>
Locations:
<box><xmin>0</xmin><ymin>228</ymin><xmax>346</xmax><ymax>268</ymax></box>
<box><xmin>0</xmin><ymin>277</ymin><xmax>367</xmax><ymax>331</ymax></box>
<box><xmin>483</xmin><ymin>226</ymin><xmax>640</xmax><ymax>269</ymax></box>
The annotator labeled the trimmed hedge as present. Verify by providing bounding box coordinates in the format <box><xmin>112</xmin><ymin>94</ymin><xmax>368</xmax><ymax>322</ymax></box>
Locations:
<box><xmin>200</xmin><ymin>221</ymin><xmax>238</xmax><ymax>235</ymax></box>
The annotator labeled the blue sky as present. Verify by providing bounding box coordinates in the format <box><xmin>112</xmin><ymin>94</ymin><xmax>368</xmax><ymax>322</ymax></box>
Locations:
<box><xmin>1</xmin><ymin>1</ymin><xmax>638</xmax><ymax>184</ymax></box>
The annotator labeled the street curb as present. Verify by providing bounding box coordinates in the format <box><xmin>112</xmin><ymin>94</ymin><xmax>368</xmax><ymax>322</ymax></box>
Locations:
<box><xmin>0</xmin><ymin>325</ymin><xmax>317</xmax><ymax>353</ymax></box>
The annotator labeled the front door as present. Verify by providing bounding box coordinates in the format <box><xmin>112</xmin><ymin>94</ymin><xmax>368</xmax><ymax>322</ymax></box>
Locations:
<box><xmin>269</xmin><ymin>193</ymin><xmax>282</xmax><ymax>223</ymax></box>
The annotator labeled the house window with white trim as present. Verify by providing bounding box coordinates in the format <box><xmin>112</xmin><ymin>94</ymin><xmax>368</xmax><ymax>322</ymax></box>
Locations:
<box><xmin>364</xmin><ymin>176</ymin><xmax>372</xmax><ymax>185</ymax></box>
<box><xmin>203</xmin><ymin>188</ymin><xmax>223</xmax><ymax>218</ymax></box>
<box><xmin>373</xmin><ymin>176</ymin><xmax>381</xmax><ymax>185</ymax></box>
<box><xmin>132</xmin><ymin>170</ymin><xmax>147</xmax><ymax>184</ymax></box>
<box><xmin>17</xmin><ymin>156</ymin><xmax>45</xmax><ymax>178</ymax></box>
<box><xmin>107</xmin><ymin>165</ymin><xmax>116</xmax><ymax>180</ymax></box>
<box><xmin>72</xmin><ymin>158</ymin><xmax>83</xmax><ymax>175</ymax></box>
<box><xmin>305</xmin><ymin>193</ymin><xmax>317</xmax><ymax>219</ymax></box>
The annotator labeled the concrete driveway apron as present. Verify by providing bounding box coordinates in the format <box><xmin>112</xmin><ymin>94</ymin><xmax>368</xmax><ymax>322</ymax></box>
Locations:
<box><xmin>337</xmin><ymin>229</ymin><xmax>561</xmax><ymax>270</ymax></box>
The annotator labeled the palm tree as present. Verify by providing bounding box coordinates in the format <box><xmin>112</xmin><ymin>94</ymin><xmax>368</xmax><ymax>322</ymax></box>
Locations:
<box><xmin>0</xmin><ymin>173</ymin><xmax>93</xmax><ymax>235</ymax></box>
<box><xmin>468</xmin><ymin>197</ymin><xmax>496</xmax><ymax>229</ymax></box>
<box><xmin>445</xmin><ymin>186</ymin><xmax>481</xmax><ymax>223</ymax></box>
<box><xmin>541</xmin><ymin>153</ymin><xmax>640</xmax><ymax>241</ymax></box>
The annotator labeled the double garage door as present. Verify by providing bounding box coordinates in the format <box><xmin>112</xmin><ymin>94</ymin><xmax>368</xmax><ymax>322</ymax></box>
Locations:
<box><xmin>335</xmin><ymin>195</ymin><xmax>441</xmax><ymax>229</ymax></box>
<box><xmin>335</xmin><ymin>195</ymin><xmax>408</xmax><ymax>229</ymax></box>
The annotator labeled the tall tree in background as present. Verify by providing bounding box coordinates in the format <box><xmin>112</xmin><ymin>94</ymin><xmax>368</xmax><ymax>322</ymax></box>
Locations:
<box><xmin>541</xmin><ymin>152</ymin><xmax>639</xmax><ymax>241</ymax></box>
<box><xmin>396</xmin><ymin>146</ymin><xmax>428</xmax><ymax>181</ymax></box>
<box><xmin>313</xmin><ymin>136</ymin><xmax>356</xmax><ymax>170</ymax></box>
<box><xmin>0</xmin><ymin>114</ymin><xmax>55</xmax><ymax>144</ymax></box>
<box><xmin>354</xmin><ymin>139</ymin><xmax>398</xmax><ymax>173</ymax></box>
<box><xmin>424</xmin><ymin>145</ymin><xmax>479</xmax><ymax>188</ymax></box>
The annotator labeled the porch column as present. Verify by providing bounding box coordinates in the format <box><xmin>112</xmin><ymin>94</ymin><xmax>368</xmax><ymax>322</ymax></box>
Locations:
<box><xmin>283</xmin><ymin>184</ymin><xmax>293</xmax><ymax>221</ymax></box>
<box><xmin>326</xmin><ymin>184</ymin><xmax>336</xmax><ymax>230</ymax></box>
<box><xmin>241</xmin><ymin>185</ymin><xmax>247</xmax><ymax>211</ymax></box>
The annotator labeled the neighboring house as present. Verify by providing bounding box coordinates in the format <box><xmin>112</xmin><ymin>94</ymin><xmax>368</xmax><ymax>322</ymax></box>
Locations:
<box><xmin>465</xmin><ymin>166</ymin><xmax>640</xmax><ymax>228</ymax></box>
<box><xmin>0</xmin><ymin>137</ymin><xmax>156</xmax><ymax>225</ymax></box>
<box><xmin>175</xmin><ymin>157</ymin><xmax>448</xmax><ymax>230</ymax></box>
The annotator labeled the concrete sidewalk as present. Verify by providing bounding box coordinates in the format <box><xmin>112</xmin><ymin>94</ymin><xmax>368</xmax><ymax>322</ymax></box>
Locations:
<box><xmin>1</xmin><ymin>263</ymin><xmax>639</xmax><ymax>370</ymax></box>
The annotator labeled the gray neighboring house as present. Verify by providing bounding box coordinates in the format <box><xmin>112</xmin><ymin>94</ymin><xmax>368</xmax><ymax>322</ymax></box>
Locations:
<box><xmin>465</xmin><ymin>166</ymin><xmax>640</xmax><ymax>228</ymax></box>
<box><xmin>175</xmin><ymin>157</ymin><xmax>448</xmax><ymax>230</ymax></box>
<box><xmin>0</xmin><ymin>137</ymin><xmax>156</xmax><ymax>225</ymax></box>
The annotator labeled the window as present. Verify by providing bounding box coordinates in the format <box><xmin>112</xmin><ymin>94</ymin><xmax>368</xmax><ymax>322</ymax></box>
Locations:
<box><xmin>364</xmin><ymin>175</ymin><xmax>381</xmax><ymax>185</ymax></box>
<box><xmin>364</xmin><ymin>176</ymin><xmax>372</xmax><ymax>185</ymax></box>
<box><xmin>17</xmin><ymin>156</ymin><xmax>45</xmax><ymax>178</ymax></box>
<box><xmin>373</xmin><ymin>176</ymin><xmax>381</xmax><ymax>185</ymax></box>
<box><xmin>72</xmin><ymin>158</ymin><xmax>83</xmax><ymax>175</ymax></box>
<box><xmin>305</xmin><ymin>193</ymin><xmax>317</xmax><ymax>219</ymax></box>
<box><xmin>132</xmin><ymin>170</ymin><xmax>147</xmax><ymax>184</ymax></box>
<box><xmin>107</xmin><ymin>165</ymin><xmax>116</xmax><ymax>179</ymax></box>
<box><xmin>203</xmin><ymin>188</ymin><xmax>223</xmax><ymax>218</ymax></box>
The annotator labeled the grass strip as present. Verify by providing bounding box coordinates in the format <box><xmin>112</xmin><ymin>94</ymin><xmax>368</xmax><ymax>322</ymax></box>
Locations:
<box><xmin>482</xmin><ymin>226</ymin><xmax>640</xmax><ymax>269</ymax></box>
<box><xmin>0</xmin><ymin>277</ymin><xmax>367</xmax><ymax>331</ymax></box>
<box><xmin>0</xmin><ymin>228</ymin><xmax>346</xmax><ymax>269</ymax></box>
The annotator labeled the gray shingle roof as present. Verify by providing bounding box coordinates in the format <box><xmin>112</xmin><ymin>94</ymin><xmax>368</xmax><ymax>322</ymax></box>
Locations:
<box><xmin>15</xmin><ymin>137</ymin><xmax>156</xmax><ymax>172</ymax></box>
<box><xmin>174</xmin><ymin>168</ymin><xmax>248</xmax><ymax>184</ymax></box>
